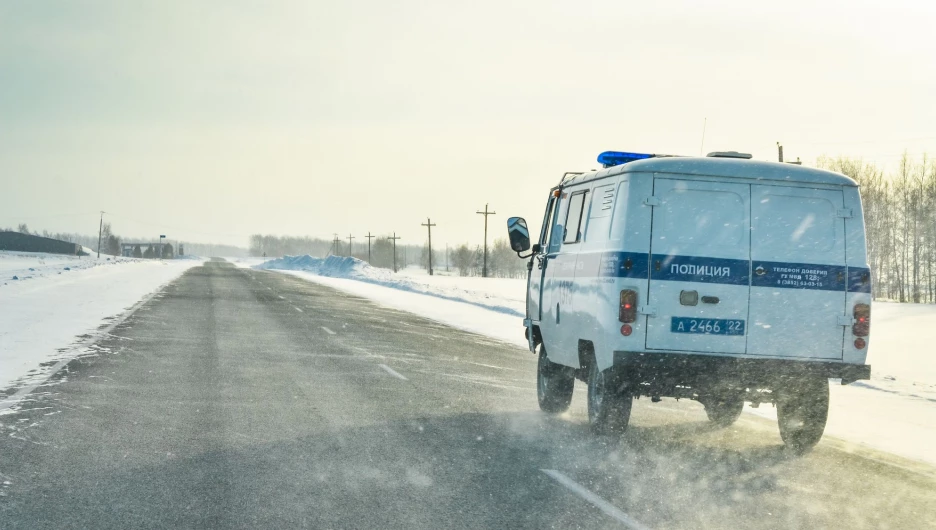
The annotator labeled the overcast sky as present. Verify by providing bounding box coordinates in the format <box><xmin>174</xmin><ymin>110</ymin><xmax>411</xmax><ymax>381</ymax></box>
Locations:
<box><xmin>2</xmin><ymin>0</ymin><xmax>935</xmax><ymax>249</ymax></box>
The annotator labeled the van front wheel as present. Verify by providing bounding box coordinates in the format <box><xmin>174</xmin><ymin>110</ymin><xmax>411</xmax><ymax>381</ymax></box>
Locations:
<box><xmin>776</xmin><ymin>378</ymin><xmax>830</xmax><ymax>454</ymax></box>
<box><xmin>587</xmin><ymin>361</ymin><xmax>632</xmax><ymax>434</ymax></box>
<box><xmin>537</xmin><ymin>347</ymin><xmax>574</xmax><ymax>413</ymax></box>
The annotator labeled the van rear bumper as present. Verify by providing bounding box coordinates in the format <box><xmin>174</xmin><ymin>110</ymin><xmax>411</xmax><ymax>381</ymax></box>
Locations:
<box><xmin>612</xmin><ymin>351</ymin><xmax>871</xmax><ymax>386</ymax></box>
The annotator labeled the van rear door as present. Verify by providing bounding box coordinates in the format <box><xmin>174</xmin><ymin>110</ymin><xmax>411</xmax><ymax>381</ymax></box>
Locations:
<box><xmin>747</xmin><ymin>185</ymin><xmax>847</xmax><ymax>359</ymax></box>
<box><xmin>645</xmin><ymin>178</ymin><xmax>751</xmax><ymax>354</ymax></box>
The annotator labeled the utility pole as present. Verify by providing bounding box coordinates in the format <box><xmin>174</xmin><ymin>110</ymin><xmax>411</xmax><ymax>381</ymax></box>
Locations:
<box><xmin>347</xmin><ymin>233</ymin><xmax>355</xmax><ymax>258</ymax></box>
<box><xmin>388</xmin><ymin>232</ymin><xmax>402</xmax><ymax>272</ymax></box>
<box><xmin>777</xmin><ymin>142</ymin><xmax>784</xmax><ymax>163</ymax></box>
<box><xmin>476</xmin><ymin>203</ymin><xmax>496</xmax><ymax>278</ymax></box>
<box><xmin>365</xmin><ymin>232</ymin><xmax>376</xmax><ymax>264</ymax></box>
<box><xmin>96</xmin><ymin>211</ymin><xmax>105</xmax><ymax>258</ymax></box>
<box><xmin>421</xmin><ymin>218</ymin><xmax>436</xmax><ymax>275</ymax></box>
<box><xmin>445</xmin><ymin>243</ymin><xmax>449</xmax><ymax>272</ymax></box>
<box><xmin>332</xmin><ymin>234</ymin><xmax>340</xmax><ymax>256</ymax></box>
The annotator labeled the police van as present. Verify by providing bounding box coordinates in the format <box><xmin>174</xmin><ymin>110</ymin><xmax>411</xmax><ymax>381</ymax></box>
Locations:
<box><xmin>506</xmin><ymin>150</ymin><xmax>872</xmax><ymax>452</ymax></box>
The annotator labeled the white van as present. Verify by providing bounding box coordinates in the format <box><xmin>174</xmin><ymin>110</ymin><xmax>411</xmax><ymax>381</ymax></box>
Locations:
<box><xmin>506</xmin><ymin>151</ymin><xmax>872</xmax><ymax>452</ymax></box>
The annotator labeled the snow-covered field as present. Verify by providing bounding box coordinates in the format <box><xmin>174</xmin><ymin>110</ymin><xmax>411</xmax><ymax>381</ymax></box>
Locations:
<box><xmin>257</xmin><ymin>255</ymin><xmax>936</xmax><ymax>467</ymax></box>
<box><xmin>0</xmin><ymin>251</ymin><xmax>204</xmax><ymax>393</ymax></box>
<box><xmin>1</xmin><ymin>250</ymin><xmax>123</xmax><ymax>284</ymax></box>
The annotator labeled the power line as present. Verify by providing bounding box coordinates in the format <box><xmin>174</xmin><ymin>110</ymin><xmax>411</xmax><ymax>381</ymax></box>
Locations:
<box><xmin>421</xmin><ymin>218</ymin><xmax>437</xmax><ymax>276</ymax></box>
<box><xmin>97</xmin><ymin>211</ymin><xmax>105</xmax><ymax>259</ymax></box>
<box><xmin>476</xmin><ymin>203</ymin><xmax>496</xmax><ymax>278</ymax></box>
<box><xmin>365</xmin><ymin>232</ymin><xmax>376</xmax><ymax>264</ymax></box>
<box><xmin>347</xmin><ymin>233</ymin><xmax>355</xmax><ymax>257</ymax></box>
<box><xmin>387</xmin><ymin>232</ymin><xmax>402</xmax><ymax>273</ymax></box>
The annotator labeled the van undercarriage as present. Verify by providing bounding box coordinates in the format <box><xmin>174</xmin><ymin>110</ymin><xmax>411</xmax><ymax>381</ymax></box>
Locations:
<box><xmin>610</xmin><ymin>350</ymin><xmax>871</xmax><ymax>390</ymax></box>
<box><xmin>543</xmin><ymin>344</ymin><xmax>872</xmax><ymax>452</ymax></box>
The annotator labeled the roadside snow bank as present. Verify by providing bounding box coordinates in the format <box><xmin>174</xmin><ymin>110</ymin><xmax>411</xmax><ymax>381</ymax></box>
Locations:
<box><xmin>257</xmin><ymin>255</ymin><xmax>524</xmax><ymax>317</ymax></box>
<box><xmin>0</xmin><ymin>252</ymin><xmax>205</xmax><ymax>393</ymax></box>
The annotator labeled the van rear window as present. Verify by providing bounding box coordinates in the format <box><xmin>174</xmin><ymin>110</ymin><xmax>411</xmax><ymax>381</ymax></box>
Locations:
<box><xmin>660</xmin><ymin>189</ymin><xmax>745</xmax><ymax>248</ymax></box>
<box><xmin>755</xmin><ymin>195</ymin><xmax>836</xmax><ymax>252</ymax></box>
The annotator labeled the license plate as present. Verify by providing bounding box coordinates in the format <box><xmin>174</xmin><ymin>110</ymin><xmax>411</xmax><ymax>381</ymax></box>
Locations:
<box><xmin>671</xmin><ymin>317</ymin><xmax>745</xmax><ymax>336</ymax></box>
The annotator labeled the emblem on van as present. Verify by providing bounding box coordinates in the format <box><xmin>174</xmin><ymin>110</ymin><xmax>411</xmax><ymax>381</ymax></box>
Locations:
<box><xmin>755</xmin><ymin>265</ymin><xmax>767</xmax><ymax>276</ymax></box>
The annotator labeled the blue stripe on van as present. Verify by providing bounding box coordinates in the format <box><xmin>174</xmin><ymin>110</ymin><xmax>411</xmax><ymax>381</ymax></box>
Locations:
<box><xmin>598</xmin><ymin>252</ymin><xmax>650</xmax><ymax>279</ymax></box>
<box><xmin>549</xmin><ymin>251</ymin><xmax>649</xmax><ymax>279</ymax></box>
<box><xmin>547</xmin><ymin>251</ymin><xmax>871</xmax><ymax>293</ymax></box>
<box><xmin>650</xmin><ymin>254</ymin><xmax>750</xmax><ymax>286</ymax></box>
<box><xmin>751</xmin><ymin>261</ymin><xmax>846</xmax><ymax>291</ymax></box>
<box><xmin>847</xmin><ymin>267</ymin><xmax>872</xmax><ymax>293</ymax></box>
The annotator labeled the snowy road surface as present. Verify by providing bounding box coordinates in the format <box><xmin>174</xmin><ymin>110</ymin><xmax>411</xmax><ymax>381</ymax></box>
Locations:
<box><xmin>258</xmin><ymin>256</ymin><xmax>936</xmax><ymax>467</ymax></box>
<box><xmin>0</xmin><ymin>260</ymin><xmax>933</xmax><ymax>528</ymax></box>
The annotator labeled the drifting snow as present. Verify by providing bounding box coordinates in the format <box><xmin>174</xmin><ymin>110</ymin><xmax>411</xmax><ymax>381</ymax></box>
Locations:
<box><xmin>258</xmin><ymin>254</ymin><xmax>936</xmax><ymax>466</ymax></box>
<box><xmin>0</xmin><ymin>251</ymin><xmax>204</xmax><ymax>393</ymax></box>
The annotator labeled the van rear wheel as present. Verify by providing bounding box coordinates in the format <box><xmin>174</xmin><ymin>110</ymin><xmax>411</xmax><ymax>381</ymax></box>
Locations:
<box><xmin>702</xmin><ymin>395</ymin><xmax>744</xmax><ymax>427</ymax></box>
<box><xmin>537</xmin><ymin>347</ymin><xmax>574</xmax><ymax>413</ymax></box>
<box><xmin>587</xmin><ymin>361</ymin><xmax>632</xmax><ymax>434</ymax></box>
<box><xmin>776</xmin><ymin>378</ymin><xmax>830</xmax><ymax>454</ymax></box>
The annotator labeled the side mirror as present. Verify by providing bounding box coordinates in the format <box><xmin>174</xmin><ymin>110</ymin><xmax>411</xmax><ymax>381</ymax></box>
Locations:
<box><xmin>507</xmin><ymin>217</ymin><xmax>531</xmax><ymax>252</ymax></box>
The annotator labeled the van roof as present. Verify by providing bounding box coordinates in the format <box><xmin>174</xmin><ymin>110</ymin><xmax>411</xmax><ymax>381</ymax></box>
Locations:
<box><xmin>565</xmin><ymin>157</ymin><xmax>858</xmax><ymax>188</ymax></box>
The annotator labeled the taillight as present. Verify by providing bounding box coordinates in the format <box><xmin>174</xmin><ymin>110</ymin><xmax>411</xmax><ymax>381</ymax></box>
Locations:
<box><xmin>619</xmin><ymin>290</ymin><xmax>637</xmax><ymax>323</ymax></box>
<box><xmin>852</xmin><ymin>303</ymin><xmax>870</xmax><ymax>337</ymax></box>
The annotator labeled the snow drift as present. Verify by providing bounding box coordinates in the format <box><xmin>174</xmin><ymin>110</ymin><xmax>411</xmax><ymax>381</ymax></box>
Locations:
<box><xmin>256</xmin><ymin>255</ymin><xmax>524</xmax><ymax>317</ymax></box>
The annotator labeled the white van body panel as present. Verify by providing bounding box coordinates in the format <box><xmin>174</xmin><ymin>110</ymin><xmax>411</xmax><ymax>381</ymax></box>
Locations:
<box><xmin>538</xmin><ymin>193</ymin><xmax>576</xmax><ymax>367</ymax></box>
<box><xmin>528</xmin><ymin>194</ymin><xmax>558</xmax><ymax>323</ymax></box>
<box><xmin>646</xmin><ymin>178</ymin><xmax>751</xmax><ymax>355</ymax></box>
<box><xmin>747</xmin><ymin>185</ymin><xmax>848</xmax><ymax>359</ymax></box>
<box><xmin>525</xmin><ymin>157</ymin><xmax>871</xmax><ymax>373</ymax></box>
<box><xmin>843</xmin><ymin>187</ymin><xmax>872</xmax><ymax>365</ymax></box>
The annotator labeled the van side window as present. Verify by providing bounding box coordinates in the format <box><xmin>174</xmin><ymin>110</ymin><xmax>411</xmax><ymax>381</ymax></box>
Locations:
<box><xmin>539</xmin><ymin>195</ymin><xmax>556</xmax><ymax>248</ymax></box>
<box><xmin>563</xmin><ymin>191</ymin><xmax>589</xmax><ymax>244</ymax></box>
<box><xmin>548</xmin><ymin>193</ymin><xmax>569</xmax><ymax>253</ymax></box>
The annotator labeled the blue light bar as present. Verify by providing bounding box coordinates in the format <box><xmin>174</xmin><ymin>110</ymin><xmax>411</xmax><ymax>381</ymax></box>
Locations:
<box><xmin>597</xmin><ymin>151</ymin><xmax>653</xmax><ymax>168</ymax></box>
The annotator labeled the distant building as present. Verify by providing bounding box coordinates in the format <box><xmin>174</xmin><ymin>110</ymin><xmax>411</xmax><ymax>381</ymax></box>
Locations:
<box><xmin>121</xmin><ymin>242</ymin><xmax>168</xmax><ymax>258</ymax></box>
<box><xmin>0</xmin><ymin>231</ymin><xmax>80</xmax><ymax>255</ymax></box>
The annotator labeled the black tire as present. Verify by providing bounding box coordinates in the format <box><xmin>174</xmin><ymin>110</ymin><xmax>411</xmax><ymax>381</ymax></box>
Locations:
<box><xmin>702</xmin><ymin>395</ymin><xmax>745</xmax><ymax>427</ymax></box>
<box><xmin>776</xmin><ymin>378</ymin><xmax>830</xmax><ymax>454</ymax></box>
<box><xmin>587</xmin><ymin>360</ymin><xmax>632</xmax><ymax>434</ymax></box>
<box><xmin>537</xmin><ymin>347</ymin><xmax>574</xmax><ymax>413</ymax></box>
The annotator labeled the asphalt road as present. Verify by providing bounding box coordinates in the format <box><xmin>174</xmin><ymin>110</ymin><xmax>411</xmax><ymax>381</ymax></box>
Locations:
<box><xmin>1</xmin><ymin>260</ymin><xmax>934</xmax><ymax>529</ymax></box>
